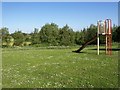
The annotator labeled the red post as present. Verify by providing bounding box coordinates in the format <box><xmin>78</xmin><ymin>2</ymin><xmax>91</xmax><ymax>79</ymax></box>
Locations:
<box><xmin>106</xmin><ymin>19</ymin><xmax>112</xmax><ymax>55</ymax></box>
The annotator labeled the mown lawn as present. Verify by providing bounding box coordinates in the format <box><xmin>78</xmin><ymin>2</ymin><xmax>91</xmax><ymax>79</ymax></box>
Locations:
<box><xmin>2</xmin><ymin>45</ymin><xmax>118</xmax><ymax>88</ymax></box>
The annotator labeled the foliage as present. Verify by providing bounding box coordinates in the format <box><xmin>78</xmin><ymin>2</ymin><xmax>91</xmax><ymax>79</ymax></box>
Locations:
<box><xmin>112</xmin><ymin>24</ymin><xmax>118</xmax><ymax>42</ymax></box>
<box><xmin>58</xmin><ymin>25</ymin><xmax>75</xmax><ymax>46</ymax></box>
<box><xmin>11</xmin><ymin>31</ymin><xmax>25</xmax><ymax>46</ymax></box>
<box><xmin>0</xmin><ymin>27</ymin><xmax>9</xmax><ymax>42</ymax></box>
<box><xmin>115</xmin><ymin>26</ymin><xmax>120</xmax><ymax>42</ymax></box>
<box><xmin>0</xmin><ymin>27</ymin><xmax>14</xmax><ymax>47</ymax></box>
<box><xmin>0</xmin><ymin>27</ymin><xmax>9</xmax><ymax>35</ymax></box>
<box><xmin>6</xmin><ymin>35</ymin><xmax>14</xmax><ymax>47</ymax></box>
<box><xmin>39</xmin><ymin>23</ymin><xmax>59</xmax><ymax>45</ymax></box>
<box><xmin>1</xmin><ymin>23</ymin><xmax>119</xmax><ymax>47</ymax></box>
<box><xmin>85</xmin><ymin>24</ymin><xmax>97</xmax><ymax>44</ymax></box>
<box><xmin>31</xmin><ymin>28</ymin><xmax>40</xmax><ymax>44</ymax></box>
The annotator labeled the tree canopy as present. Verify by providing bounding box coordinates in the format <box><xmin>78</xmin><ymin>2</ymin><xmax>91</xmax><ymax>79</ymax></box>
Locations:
<box><xmin>0</xmin><ymin>23</ymin><xmax>119</xmax><ymax>47</ymax></box>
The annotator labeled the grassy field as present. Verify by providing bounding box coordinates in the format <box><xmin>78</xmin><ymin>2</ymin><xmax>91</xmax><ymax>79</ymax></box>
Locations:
<box><xmin>2</xmin><ymin>45</ymin><xmax>118</xmax><ymax>88</ymax></box>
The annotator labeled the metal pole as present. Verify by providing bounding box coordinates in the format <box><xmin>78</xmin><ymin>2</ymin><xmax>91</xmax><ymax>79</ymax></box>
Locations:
<box><xmin>97</xmin><ymin>35</ymin><xmax>99</xmax><ymax>55</ymax></box>
<box><xmin>97</xmin><ymin>21</ymin><xmax>100</xmax><ymax>55</ymax></box>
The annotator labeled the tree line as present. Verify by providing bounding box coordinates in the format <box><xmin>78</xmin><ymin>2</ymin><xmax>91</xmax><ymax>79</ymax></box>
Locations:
<box><xmin>0</xmin><ymin>23</ymin><xmax>119</xmax><ymax>47</ymax></box>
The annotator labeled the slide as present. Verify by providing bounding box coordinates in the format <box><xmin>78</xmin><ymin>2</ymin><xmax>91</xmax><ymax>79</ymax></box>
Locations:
<box><xmin>73</xmin><ymin>34</ymin><xmax>97</xmax><ymax>53</ymax></box>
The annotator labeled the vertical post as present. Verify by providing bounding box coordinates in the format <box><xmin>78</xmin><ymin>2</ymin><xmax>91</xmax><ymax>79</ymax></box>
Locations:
<box><xmin>97</xmin><ymin>21</ymin><xmax>100</xmax><ymax>55</ymax></box>
<box><xmin>110</xmin><ymin>19</ymin><xmax>112</xmax><ymax>55</ymax></box>
<box><xmin>97</xmin><ymin>35</ymin><xmax>99</xmax><ymax>55</ymax></box>
<box><xmin>106</xmin><ymin>34</ymin><xmax>108</xmax><ymax>54</ymax></box>
<box><xmin>106</xmin><ymin>19</ymin><xmax>112</xmax><ymax>55</ymax></box>
<box><xmin>109</xmin><ymin>19</ymin><xmax>112</xmax><ymax>55</ymax></box>
<box><xmin>105</xmin><ymin>20</ymin><xmax>108</xmax><ymax>54</ymax></box>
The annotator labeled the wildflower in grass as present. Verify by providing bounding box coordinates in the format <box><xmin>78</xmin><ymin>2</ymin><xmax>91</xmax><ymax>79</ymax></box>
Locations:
<box><xmin>110</xmin><ymin>83</ymin><xmax>114</xmax><ymax>86</ymax></box>
<box><xmin>38</xmin><ymin>82</ymin><xmax>41</xmax><ymax>84</ymax></box>
<box><xmin>27</xmin><ymin>63</ymin><xmax>31</xmax><ymax>65</ymax></box>
<box><xmin>70</xmin><ymin>77</ymin><xmax>73</xmax><ymax>80</ymax></box>
<box><xmin>31</xmin><ymin>77</ymin><xmax>36</xmax><ymax>80</ymax></box>
<box><xmin>72</xmin><ymin>61</ymin><xmax>75</xmax><ymax>63</ymax></box>
<box><xmin>54</xmin><ymin>73</ymin><xmax>58</xmax><ymax>77</ymax></box>
<box><xmin>68</xmin><ymin>79</ymin><xmax>73</xmax><ymax>83</ymax></box>
<box><xmin>32</xmin><ymin>66</ymin><xmax>35</xmax><ymax>68</ymax></box>
<box><xmin>62</xmin><ymin>85</ymin><xmax>66</xmax><ymax>88</ymax></box>
<box><xmin>46</xmin><ymin>82</ymin><xmax>51</xmax><ymax>86</ymax></box>
<box><xmin>90</xmin><ymin>84</ymin><xmax>94</xmax><ymax>88</ymax></box>
<box><xmin>18</xmin><ymin>82</ymin><xmax>21</xmax><ymax>86</ymax></box>
<box><xmin>60</xmin><ymin>72</ymin><xmax>63</xmax><ymax>75</ymax></box>
<box><xmin>51</xmin><ymin>75</ymin><xmax>53</xmax><ymax>78</ymax></box>
<box><xmin>47</xmin><ymin>56</ymin><xmax>53</xmax><ymax>59</ymax></box>
<box><xmin>16</xmin><ymin>70</ymin><xmax>19</xmax><ymax>73</ymax></box>
<box><xmin>82</xmin><ymin>84</ymin><xmax>85</xmax><ymax>87</ymax></box>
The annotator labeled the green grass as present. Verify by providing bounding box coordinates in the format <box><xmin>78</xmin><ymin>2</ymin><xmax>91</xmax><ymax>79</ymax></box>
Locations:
<box><xmin>2</xmin><ymin>45</ymin><xmax>118</xmax><ymax>88</ymax></box>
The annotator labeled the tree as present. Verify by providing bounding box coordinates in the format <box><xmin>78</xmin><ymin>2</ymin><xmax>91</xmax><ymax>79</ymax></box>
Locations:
<box><xmin>11</xmin><ymin>31</ymin><xmax>25</xmax><ymax>46</ymax></box>
<box><xmin>6</xmin><ymin>35</ymin><xmax>14</xmax><ymax>47</ymax></box>
<box><xmin>0</xmin><ymin>27</ymin><xmax>9</xmax><ymax>35</ymax></box>
<box><xmin>31</xmin><ymin>28</ymin><xmax>40</xmax><ymax>44</ymax></box>
<box><xmin>75</xmin><ymin>31</ymin><xmax>86</xmax><ymax>45</ymax></box>
<box><xmin>0</xmin><ymin>27</ymin><xmax>9</xmax><ymax>42</ymax></box>
<box><xmin>25</xmin><ymin>34</ymin><xmax>31</xmax><ymax>42</ymax></box>
<box><xmin>85</xmin><ymin>24</ymin><xmax>97</xmax><ymax>44</ymax></box>
<box><xmin>115</xmin><ymin>26</ymin><xmax>120</xmax><ymax>42</ymax></box>
<box><xmin>112</xmin><ymin>24</ymin><xmax>118</xmax><ymax>42</ymax></box>
<box><xmin>39</xmin><ymin>23</ymin><xmax>59</xmax><ymax>45</ymax></box>
<box><xmin>58</xmin><ymin>24</ymin><xmax>75</xmax><ymax>46</ymax></box>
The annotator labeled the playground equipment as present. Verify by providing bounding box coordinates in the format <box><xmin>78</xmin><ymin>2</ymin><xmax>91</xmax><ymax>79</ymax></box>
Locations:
<box><xmin>73</xmin><ymin>19</ymin><xmax>112</xmax><ymax>55</ymax></box>
<box><xmin>97</xmin><ymin>19</ymin><xmax>112</xmax><ymax>55</ymax></box>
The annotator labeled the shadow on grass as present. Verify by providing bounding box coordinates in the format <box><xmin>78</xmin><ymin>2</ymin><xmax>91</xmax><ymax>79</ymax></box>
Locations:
<box><xmin>72</xmin><ymin>51</ymin><xmax>87</xmax><ymax>54</ymax></box>
<box><xmin>72</xmin><ymin>48</ymin><xmax>120</xmax><ymax>54</ymax></box>
<box><xmin>90</xmin><ymin>48</ymin><xmax>120</xmax><ymax>51</ymax></box>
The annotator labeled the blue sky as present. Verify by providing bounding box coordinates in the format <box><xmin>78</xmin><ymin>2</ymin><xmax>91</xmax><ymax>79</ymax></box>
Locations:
<box><xmin>118</xmin><ymin>2</ymin><xmax>120</xmax><ymax>26</ymax></box>
<box><xmin>2</xmin><ymin>2</ymin><xmax>118</xmax><ymax>33</ymax></box>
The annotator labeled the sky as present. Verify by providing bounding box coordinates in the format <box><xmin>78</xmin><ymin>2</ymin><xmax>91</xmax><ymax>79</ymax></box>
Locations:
<box><xmin>2</xmin><ymin>2</ymin><xmax>118</xmax><ymax>33</ymax></box>
<box><xmin>118</xmin><ymin>2</ymin><xmax>120</xmax><ymax>26</ymax></box>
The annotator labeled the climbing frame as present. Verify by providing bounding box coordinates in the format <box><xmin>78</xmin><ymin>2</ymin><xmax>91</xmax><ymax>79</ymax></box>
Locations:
<box><xmin>97</xmin><ymin>19</ymin><xmax>112</xmax><ymax>55</ymax></box>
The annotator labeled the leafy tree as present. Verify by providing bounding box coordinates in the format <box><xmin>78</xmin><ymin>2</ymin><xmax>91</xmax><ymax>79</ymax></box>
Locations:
<box><xmin>112</xmin><ymin>24</ymin><xmax>118</xmax><ymax>42</ymax></box>
<box><xmin>75</xmin><ymin>30</ymin><xmax>86</xmax><ymax>45</ymax></box>
<box><xmin>39</xmin><ymin>23</ymin><xmax>59</xmax><ymax>45</ymax></box>
<box><xmin>115</xmin><ymin>26</ymin><xmax>120</xmax><ymax>42</ymax></box>
<box><xmin>6</xmin><ymin>35</ymin><xmax>14</xmax><ymax>47</ymax></box>
<box><xmin>75</xmin><ymin>31</ymin><xmax>80</xmax><ymax>45</ymax></box>
<box><xmin>0</xmin><ymin>27</ymin><xmax>9</xmax><ymax>42</ymax></box>
<box><xmin>11</xmin><ymin>31</ymin><xmax>25</xmax><ymax>46</ymax></box>
<box><xmin>77</xmin><ymin>29</ymin><xmax>85</xmax><ymax>45</ymax></box>
<box><xmin>85</xmin><ymin>24</ymin><xmax>97</xmax><ymax>44</ymax></box>
<box><xmin>25</xmin><ymin>34</ymin><xmax>31</xmax><ymax>42</ymax></box>
<box><xmin>58</xmin><ymin>24</ymin><xmax>75</xmax><ymax>46</ymax></box>
<box><xmin>31</xmin><ymin>28</ymin><xmax>40</xmax><ymax>44</ymax></box>
<box><xmin>0</xmin><ymin>27</ymin><xmax>9</xmax><ymax>35</ymax></box>
<box><xmin>0</xmin><ymin>23</ymin><xmax>119</xmax><ymax>47</ymax></box>
<box><xmin>34</xmin><ymin>28</ymin><xmax>39</xmax><ymax>34</ymax></box>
